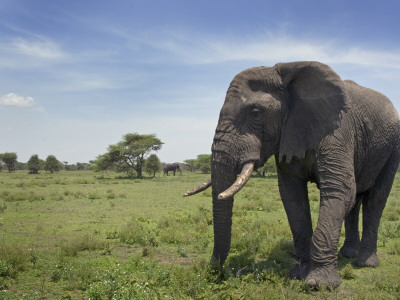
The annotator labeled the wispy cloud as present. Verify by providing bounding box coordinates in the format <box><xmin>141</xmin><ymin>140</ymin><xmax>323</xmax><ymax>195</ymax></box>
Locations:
<box><xmin>0</xmin><ymin>93</ymin><xmax>37</xmax><ymax>107</ymax></box>
<box><xmin>12</xmin><ymin>37</ymin><xmax>66</xmax><ymax>60</ymax></box>
<box><xmin>123</xmin><ymin>28</ymin><xmax>400</xmax><ymax>71</ymax></box>
<box><xmin>0</xmin><ymin>37</ymin><xmax>68</xmax><ymax>69</ymax></box>
<box><xmin>183</xmin><ymin>36</ymin><xmax>400</xmax><ymax>70</ymax></box>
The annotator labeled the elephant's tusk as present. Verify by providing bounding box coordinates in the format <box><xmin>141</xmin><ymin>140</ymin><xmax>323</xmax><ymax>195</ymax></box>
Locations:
<box><xmin>218</xmin><ymin>162</ymin><xmax>254</xmax><ymax>200</ymax></box>
<box><xmin>183</xmin><ymin>179</ymin><xmax>212</xmax><ymax>197</ymax></box>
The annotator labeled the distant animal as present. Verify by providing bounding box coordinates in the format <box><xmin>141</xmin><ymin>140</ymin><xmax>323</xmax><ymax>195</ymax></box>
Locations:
<box><xmin>185</xmin><ymin>61</ymin><xmax>400</xmax><ymax>288</ymax></box>
<box><xmin>163</xmin><ymin>163</ymin><xmax>181</xmax><ymax>176</ymax></box>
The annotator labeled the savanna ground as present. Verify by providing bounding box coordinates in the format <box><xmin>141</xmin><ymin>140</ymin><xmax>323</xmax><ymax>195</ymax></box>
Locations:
<box><xmin>0</xmin><ymin>170</ymin><xmax>399</xmax><ymax>299</ymax></box>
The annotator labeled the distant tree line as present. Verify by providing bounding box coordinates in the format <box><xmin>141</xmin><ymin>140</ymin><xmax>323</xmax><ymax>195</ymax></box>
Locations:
<box><xmin>3</xmin><ymin>134</ymin><xmax>399</xmax><ymax>176</ymax></box>
<box><xmin>0</xmin><ymin>152</ymin><xmax>92</xmax><ymax>173</ymax></box>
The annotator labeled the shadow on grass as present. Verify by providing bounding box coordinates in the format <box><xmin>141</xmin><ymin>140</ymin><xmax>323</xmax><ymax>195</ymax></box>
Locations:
<box><xmin>211</xmin><ymin>242</ymin><xmax>360</xmax><ymax>285</ymax></box>
<box><xmin>212</xmin><ymin>240</ymin><xmax>296</xmax><ymax>283</ymax></box>
<box><xmin>337</xmin><ymin>253</ymin><xmax>356</xmax><ymax>269</ymax></box>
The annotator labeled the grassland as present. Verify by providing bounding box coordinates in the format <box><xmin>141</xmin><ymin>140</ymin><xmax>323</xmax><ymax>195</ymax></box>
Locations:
<box><xmin>0</xmin><ymin>170</ymin><xmax>399</xmax><ymax>299</ymax></box>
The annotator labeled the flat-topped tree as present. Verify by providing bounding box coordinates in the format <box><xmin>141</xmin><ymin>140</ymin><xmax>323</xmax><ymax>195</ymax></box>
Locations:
<box><xmin>95</xmin><ymin>133</ymin><xmax>163</xmax><ymax>178</ymax></box>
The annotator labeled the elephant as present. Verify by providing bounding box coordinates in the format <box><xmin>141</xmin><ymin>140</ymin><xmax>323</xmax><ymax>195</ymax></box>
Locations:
<box><xmin>185</xmin><ymin>61</ymin><xmax>400</xmax><ymax>287</ymax></box>
<box><xmin>163</xmin><ymin>163</ymin><xmax>181</xmax><ymax>176</ymax></box>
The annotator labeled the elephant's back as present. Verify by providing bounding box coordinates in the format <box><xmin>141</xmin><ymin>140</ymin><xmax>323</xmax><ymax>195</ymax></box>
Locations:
<box><xmin>343</xmin><ymin>80</ymin><xmax>400</xmax><ymax>191</ymax></box>
<box><xmin>344</xmin><ymin>80</ymin><xmax>399</xmax><ymax>124</ymax></box>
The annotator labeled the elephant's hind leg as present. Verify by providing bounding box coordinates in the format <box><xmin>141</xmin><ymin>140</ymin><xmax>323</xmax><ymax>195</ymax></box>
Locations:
<box><xmin>357</xmin><ymin>149</ymin><xmax>399</xmax><ymax>267</ymax></box>
<box><xmin>340</xmin><ymin>197</ymin><xmax>362</xmax><ymax>258</ymax></box>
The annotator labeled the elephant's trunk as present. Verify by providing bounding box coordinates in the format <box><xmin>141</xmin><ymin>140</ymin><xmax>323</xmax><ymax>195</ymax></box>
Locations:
<box><xmin>210</xmin><ymin>157</ymin><xmax>236</xmax><ymax>265</ymax></box>
<box><xmin>184</xmin><ymin>145</ymin><xmax>256</xmax><ymax>265</ymax></box>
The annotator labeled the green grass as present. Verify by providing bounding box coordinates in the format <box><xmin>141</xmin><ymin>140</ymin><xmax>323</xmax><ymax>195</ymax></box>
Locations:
<box><xmin>0</xmin><ymin>170</ymin><xmax>399</xmax><ymax>299</ymax></box>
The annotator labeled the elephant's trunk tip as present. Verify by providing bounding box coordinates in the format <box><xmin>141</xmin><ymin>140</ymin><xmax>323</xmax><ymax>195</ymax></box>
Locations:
<box><xmin>218</xmin><ymin>162</ymin><xmax>254</xmax><ymax>200</ymax></box>
<box><xmin>183</xmin><ymin>179</ymin><xmax>212</xmax><ymax>197</ymax></box>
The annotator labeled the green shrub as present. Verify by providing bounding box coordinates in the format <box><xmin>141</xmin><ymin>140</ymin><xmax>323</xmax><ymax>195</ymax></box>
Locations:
<box><xmin>379</xmin><ymin>222</ymin><xmax>400</xmax><ymax>239</ymax></box>
<box><xmin>119</xmin><ymin>218</ymin><xmax>158</xmax><ymax>247</ymax></box>
<box><xmin>59</xmin><ymin>234</ymin><xmax>105</xmax><ymax>257</ymax></box>
<box><xmin>0</xmin><ymin>202</ymin><xmax>6</xmax><ymax>213</ymax></box>
<box><xmin>106</xmin><ymin>189</ymin><xmax>116</xmax><ymax>199</ymax></box>
<box><xmin>157</xmin><ymin>208</ymin><xmax>213</xmax><ymax>245</ymax></box>
<box><xmin>0</xmin><ymin>190</ymin><xmax>10</xmax><ymax>200</ymax></box>
<box><xmin>387</xmin><ymin>240</ymin><xmax>400</xmax><ymax>255</ymax></box>
<box><xmin>0</xmin><ymin>260</ymin><xmax>12</xmax><ymax>277</ymax></box>
<box><xmin>0</xmin><ymin>245</ymin><xmax>29</xmax><ymax>276</ymax></box>
<box><xmin>384</xmin><ymin>210</ymin><xmax>399</xmax><ymax>221</ymax></box>
<box><xmin>0</xmin><ymin>190</ymin><xmax>45</xmax><ymax>202</ymax></box>
<box><xmin>340</xmin><ymin>264</ymin><xmax>356</xmax><ymax>280</ymax></box>
<box><xmin>51</xmin><ymin>262</ymin><xmax>99</xmax><ymax>291</ymax></box>
<box><xmin>88</xmin><ymin>191</ymin><xmax>101</xmax><ymax>200</ymax></box>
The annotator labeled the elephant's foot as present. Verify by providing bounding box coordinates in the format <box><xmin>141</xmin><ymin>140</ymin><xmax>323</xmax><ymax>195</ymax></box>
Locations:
<box><xmin>339</xmin><ymin>242</ymin><xmax>359</xmax><ymax>258</ymax></box>
<box><xmin>305</xmin><ymin>264</ymin><xmax>341</xmax><ymax>288</ymax></box>
<box><xmin>289</xmin><ymin>260</ymin><xmax>311</xmax><ymax>280</ymax></box>
<box><xmin>356</xmin><ymin>249</ymin><xmax>380</xmax><ymax>267</ymax></box>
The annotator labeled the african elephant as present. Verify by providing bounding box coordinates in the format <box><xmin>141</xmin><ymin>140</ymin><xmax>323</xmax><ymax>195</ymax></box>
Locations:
<box><xmin>163</xmin><ymin>163</ymin><xmax>181</xmax><ymax>176</ymax></box>
<box><xmin>185</xmin><ymin>61</ymin><xmax>400</xmax><ymax>287</ymax></box>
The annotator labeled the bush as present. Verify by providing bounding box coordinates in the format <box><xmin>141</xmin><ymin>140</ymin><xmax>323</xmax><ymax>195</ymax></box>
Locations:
<box><xmin>0</xmin><ymin>260</ymin><xmax>12</xmax><ymax>277</ymax></box>
<box><xmin>157</xmin><ymin>207</ymin><xmax>213</xmax><ymax>245</ymax></box>
<box><xmin>0</xmin><ymin>245</ymin><xmax>29</xmax><ymax>276</ymax></box>
<box><xmin>0</xmin><ymin>202</ymin><xmax>6</xmax><ymax>213</ymax></box>
<box><xmin>59</xmin><ymin>234</ymin><xmax>105</xmax><ymax>257</ymax></box>
<box><xmin>119</xmin><ymin>218</ymin><xmax>158</xmax><ymax>247</ymax></box>
<box><xmin>387</xmin><ymin>240</ymin><xmax>400</xmax><ymax>255</ymax></box>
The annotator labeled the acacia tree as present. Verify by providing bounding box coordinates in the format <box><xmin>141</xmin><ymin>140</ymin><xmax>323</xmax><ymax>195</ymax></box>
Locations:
<box><xmin>183</xmin><ymin>159</ymin><xmax>197</xmax><ymax>172</ymax></box>
<box><xmin>0</xmin><ymin>152</ymin><xmax>17</xmax><ymax>172</ymax></box>
<box><xmin>196</xmin><ymin>154</ymin><xmax>211</xmax><ymax>174</ymax></box>
<box><xmin>28</xmin><ymin>154</ymin><xmax>41</xmax><ymax>174</ymax></box>
<box><xmin>145</xmin><ymin>154</ymin><xmax>162</xmax><ymax>177</ymax></box>
<box><xmin>44</xmin><ymin>155</ymin><xmax>61</xmax><ymax>173</ymax></box>
<box><xmin>257</xmin><ymin>156</ymin><xmax>277</xmax><ymax>176</ymax></box>
<box><xmin>96</xmin><ymin>133</ymin><xmax>163</xmax><ymax>178</ymax></box>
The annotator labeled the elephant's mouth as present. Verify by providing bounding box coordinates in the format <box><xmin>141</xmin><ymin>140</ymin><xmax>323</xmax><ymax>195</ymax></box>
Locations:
<box><xmin>183</xmin><ymin>161</ymin><xmax>255</xmax><ymax>199</ymax></box>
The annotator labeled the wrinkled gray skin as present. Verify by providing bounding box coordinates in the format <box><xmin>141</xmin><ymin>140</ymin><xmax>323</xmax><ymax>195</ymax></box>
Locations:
<box><xmin>210</xmin><ymin>61</ymin><xmax>400</xmax><ymax>287</ymax></box>
<box><xmin>163</xmin><ymin>163</ymin><xmax>181</xmax><ymax>176</ymax></box>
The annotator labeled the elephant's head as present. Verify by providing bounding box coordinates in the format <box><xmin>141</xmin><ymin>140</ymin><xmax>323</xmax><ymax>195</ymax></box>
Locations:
<box><xmin>185</xmin><ymin>61</ymin><xmax>348</xmax><ymax>265</ymax></box>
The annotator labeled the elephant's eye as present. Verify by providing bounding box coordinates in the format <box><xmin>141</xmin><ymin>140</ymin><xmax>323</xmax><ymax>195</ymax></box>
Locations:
<box><xmin>250</xmin><ymin>108</ymin><xmax>262</xmax><ymax>120</ymax></box>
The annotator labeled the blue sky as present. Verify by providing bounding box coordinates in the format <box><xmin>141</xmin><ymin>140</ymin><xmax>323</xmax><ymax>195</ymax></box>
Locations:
<box><xmin>1</xmin><ymin>0</ymin><xmax>400</xmax><ymax>164</ymax></box>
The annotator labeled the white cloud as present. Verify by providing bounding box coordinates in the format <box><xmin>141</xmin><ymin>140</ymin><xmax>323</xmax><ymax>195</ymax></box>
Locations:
<box><xmin>0</xmin><ymin>93</ymin><xmax>37</xmax><ymax>107</ymax></box>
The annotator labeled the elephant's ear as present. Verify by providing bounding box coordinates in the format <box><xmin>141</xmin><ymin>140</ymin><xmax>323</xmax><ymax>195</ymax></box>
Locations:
<box><xmin>276</xmin><ymin>61</ymin><xmax>349</xmax><ymax>163</ymax></box>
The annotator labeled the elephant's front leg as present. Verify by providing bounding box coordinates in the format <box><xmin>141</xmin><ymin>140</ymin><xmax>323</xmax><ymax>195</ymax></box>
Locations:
<box><xmin>278</xmin><ymin>172</ymin><xmax>313</xmax><ymax>280</ymax></box>
<box><xmin>306</xmin><ymin>178</ymin><xmax>356</xmax><ymax>288</ymax></box>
